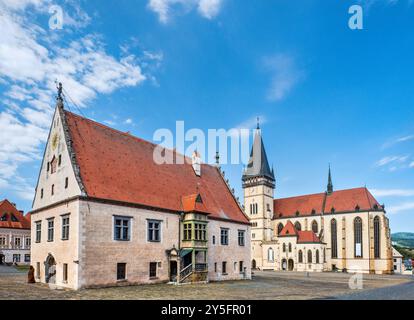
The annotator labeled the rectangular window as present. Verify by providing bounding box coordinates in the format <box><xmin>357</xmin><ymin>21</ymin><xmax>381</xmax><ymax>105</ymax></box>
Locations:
<box><xmin>220</xmin><ymin>228</ymin><xmax>229</xmax><ymax>245</ymax></box>
<box><xmin>147</xmin><ymin>220</ymin><xmax>161</xmax><ymax>242</ymax></box>
<box><xmin>25</xmin><ymin>237</ymin><xmax>31</xmax><ymax>248</ymax></box>
<box><xmin>63</xmin><ymin>263</ymin><xmax>68</xmax><ymax>282</ymax></box>
<box><xmin>149</xmin><ymin>262</ymin><xmax>157</xmax><ymax>279</ymax></box>
<box><xmin>222</xmin><ymin>261</ymin><xmax>227</xmax><ymax>274</ymax></box>
<box><xmin>238</xmin><ymin>230</ymin><xmax>245</xmax><ymax>246</ymax></box>
<box><xmin>114</xmin><ymin>217</ymin><xmax>131</xmax><ymax>241</ymax></box>
<box><xmin>36</xmin><ymin>262</ymin><xmax>40</xmax><ymax>278</ymax></box>
<box><xmin>194</xmin><ymin>223</ymin><xmax>207</xmax><ymax>241</ymax></box>
<box><xmin>214</xmin><ymin>263</ymin><xmax>217</xmax><ymax>272</ymax></box>
<box><xmin>183</xmin><ymin>223</ymin><xmax>192</xmax><ymax>241</ymax></box>
<box><xmin>117</xmin><ymin>263</ymin><xmax>126</xmax><ymax>280</ymax></box>
<box><xmin>212</xmin><ymin>235</ymin><xmax>216</xmax><ymax>245</ymax></box>
<box><xmin>24</xmin><ymin>254</ymin><xmax>30</xmax><ymax>263</ymax></box>
<box><xmin>36</xmin><ymin>221</ymin><xmax>41</xmax><ymax>243</ymax></box>
<box><xmin>234</xmin><ymin>262</ymin><xmax>237</xmax><ymax>272</ymax></box>
<box><xmin>51</xmin><ymin>184</ymin><xmax>54</xmax><ymax>196</ymax></box>
<box><xmin>239</xmin><ymin>261</ymin><xmax>244</xmax><ymax>273</ymax></box>
<box><xmin>61</xmin><ymin>215</ymin><xmax>70</xmax><ymax>240</ymax></box>
<box><xmin>0</xmin><ymin>237</ymin><xmax>5</xmax><ymax>247</ymax></box>
<box><xmin>47</xmin><ymin>219</ymin><xmax>54</xmax><ymax>242</ymax></box>
<box><xmin>14</xmin><ymin>237</ymin><xmax>21</xmax><ymax>248</ymax></box>
<box><xmin>13</xmin><ymin>254</ymin><xmax>20</xmax><ymax>263</ymax></box>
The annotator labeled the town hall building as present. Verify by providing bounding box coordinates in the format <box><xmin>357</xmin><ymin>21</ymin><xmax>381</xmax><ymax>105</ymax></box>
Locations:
<box><xmin>30</xmin><ymin>86</ymin><xmax>251</xmax><ymax>290</ymax></box>
<box><xmin>243</xmin><ymin>126</ymin><xmax>393</xmax><ymax>274</ymax></box>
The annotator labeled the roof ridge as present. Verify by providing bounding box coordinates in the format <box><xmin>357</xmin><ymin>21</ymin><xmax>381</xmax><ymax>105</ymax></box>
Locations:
<box><xmin>275</xmin><ymin>187</ymin><xmax>369</xmax><ymax>201</ymax></box>
<box><xmin>65</xmin><ymin>110</ymin><xmax>221</xmax><ymax>170</ymax></box>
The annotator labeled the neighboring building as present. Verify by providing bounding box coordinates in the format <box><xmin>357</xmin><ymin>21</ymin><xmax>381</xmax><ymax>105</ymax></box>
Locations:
<box><xmin>243</xmin><ymin>126</ymin><xmax>393</xmax><ymax>274</ymax></box>
<box><xmin>392</xmin><ymin>247</ymin><xmax>403</xmax><ymax>274</ymax></box>
<box><xmin>30</xmin><ymin>88</ymin><xmax>251</xmax><ymax>290</ymax></box>
<box><xmin>0</xmin><ymin>199</ymin><xmax>31</xmax><ymax>265</ymax></box>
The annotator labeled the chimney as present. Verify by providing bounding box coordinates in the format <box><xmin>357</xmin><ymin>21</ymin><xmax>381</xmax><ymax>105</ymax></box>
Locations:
<box><xmin>192</xmin><ymin>150</ymin><xmax>201</xmax><ymax>177</ymax></box>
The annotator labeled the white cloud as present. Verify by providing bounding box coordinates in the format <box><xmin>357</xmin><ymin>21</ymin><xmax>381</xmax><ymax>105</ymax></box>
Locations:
<box><xmin>388</xmin><ymin>202</ymin><xmax>414</xmax><ymax>215</ymax></box>
<box><xmin>148</xmin><ymin>0</ymin><xmax>223</xmax><ymax>23</ymax></box>
<box><xmin>197</xmin><ymin>0</ymin><xmax>222</xmax><ymax>19</ymax></box>
<box><xmin>124</xmin><ymin>118</ymin><xmax>133</xmax><ymax>124</ymax></box>
<box><xmin>0</xmin><ymin>1</ymin><xmax>152</xmax><ymax>202</ymax></box>
<box><xmin>371</xmin><ymin>189</ymin><xmax>414</xmax><ymax>197</ymax></box>
<box><xmin>374</xmin><ymin>155</ymin><xmax>408</xmax><ymax>168</ymax></box>
<box><xmin>382</xmin><ymin>134</ymin><xmax>414</xmax><ymax>149</ymax></box>
<box><xmin>263</xmin><ymin>54</ymin><xmax>304</xmax><ymax>102</ymax></box>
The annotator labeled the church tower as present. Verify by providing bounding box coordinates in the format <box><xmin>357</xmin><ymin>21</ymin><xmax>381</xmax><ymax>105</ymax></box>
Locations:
<box><xmin>242</xmin><ymin>122</ymin><xmax>275</xmax><ymax>268</ymax></box>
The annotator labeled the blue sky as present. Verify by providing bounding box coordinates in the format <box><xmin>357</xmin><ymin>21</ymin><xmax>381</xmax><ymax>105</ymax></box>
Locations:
<box><xmin>0</xmin><ymin>0</ymin><xmax>413</xmax><ymax>232</ymax></box>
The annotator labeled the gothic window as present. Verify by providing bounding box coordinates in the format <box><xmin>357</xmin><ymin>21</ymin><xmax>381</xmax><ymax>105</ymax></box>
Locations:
<box><xmin>312</xmin><ymin>221</ymin><xmax>318</xmax><ymax>234</ymax></box>
<box><xmin>308</xmin><ymin>250</ymin><xmax>313</xmax><ymax>263</ymax></box>
<box><xmin>298</xmin><ymin>250</ymin><xmax>303</xmax><ymax>263</ymax></box>
<box><xmin>374</xmin><ymin>216</ymin><xmax>380</xmax><ymax>259</ymax></box>
<box><xmin>288</xmin><ymin>243</ymin><xmax>292</xmax><ymax>252</ymax></box>
<box><xmin>250</xmin><ymin>204</ymin><xmax>253</xmax><ymax>214</ymax></box>
<box><xmin>277</xmin><ymin>223</ymin><xmax>284</xmax><ymax>235</ymax></box>
<box><xmin>316</xmin><ymin>250</ymin><xmax>320</xmax><ymax>264</ymax></box>
<box><xmin>294</xmin><ymin>221</ymin><xmax>302</xmax><ymax>231</ymax></box>
<box><xmin>283</xmin><ymin>243</ymin><xmax>286</xmax><ymax>252</ymax></box>
<box><xmin>268</xmin><ymin>248</ymin><xmax>274</xmax><ymax>262</ymax></box>
<box><xmin>255</xmin><ymin>203</ymin><xmax>258</xmax><ymax>214</ymax></box>
<box><xmin>331</xmin><ymin>219</ymin><xmax>338</xmax><ymax>258</ymax></box>
<box><xmin>354</xmin><ymin>217</ymin><xmax>363</xmax><ymax>258</ymax></box>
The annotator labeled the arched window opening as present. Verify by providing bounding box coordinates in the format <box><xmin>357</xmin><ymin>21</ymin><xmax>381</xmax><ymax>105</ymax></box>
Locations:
<box><xmin>268</xmin><ymin>248</ymin><xmax>274</xmax><ymax>262</ymax></box>
<box><xmin>331</xmin><ymin>219</ymin><xmax>338</xmax><ymax>258</ymax></box>
<box><xmin>294</xmin><ymin>221</ymin><xmax>302</xmax><ymax>231</ymax></box>
<box><xmin>288</xmin><ymin>243</ymin><xmax>292</xmax><ymax>252</ymax></box>
<box><xmin>316</xmin><ymin>250</ymin><xmax>320</xmax><ymax>264</ymax></box>
<box><xmin>283</xmin><ymin>243</ymin><xmax>286</xmax><ymax>252</ymax></box>
<box><xmin>312</xmin><ymin>221</ymin><xmax>318</xmax><ymax>234</ymax></box>
<box><xmin>307</xmin><ymin>250</ymin><xmax>312</xmax><ymax>264</ymax></box>
<box><xmin>374</xmin><ymin>216</ymin><xmax>381</xmax><ymax>259</ymax></box>
<box><xmin>277</xmin><ymin>223</ymin><xmax>284</xmax><ymax>235</ymax></box>
<box><xmin>354</xmin><ymin>217</ymin><xmax>363</xmax><ymax>258</ymax></box>
<box><xmin>298</xmin><ymin>250</ymin><xmax>303</xmax><ymax>263</ymax></box>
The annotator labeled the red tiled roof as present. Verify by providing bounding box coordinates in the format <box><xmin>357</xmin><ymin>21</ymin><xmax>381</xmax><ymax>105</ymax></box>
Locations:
<box><xmin>64</xmin><ymin>111</ymin><xmax>249</xmax><ymax>224</ymax></box>
<box><xmin>181</xmin><ymin>194</ymin><xmax>209</xmax><ymax>214</ymax></box>
<box><xmin>273</xmin><ymin>187</ymin><xmax>382</xmax><ymax>218</ymax></box>
<box><xmin>297</xmin><ymin>231</ymin><xmax>321</xmax><ymax>244</ymax></box>
<box><xmin>274</xmin><ymin>193</ymin><xmax>325</xmax><ymax>218</ymax></box>
<box><xmin>324</xmin><ymin>188</ymin><xmax>380</xmax><ymax>213</ymax></box>
<box><xmin>0</xmin><ymin>199</ymin><xmax>30</xmax><ymax>229</ymax></box>
<box><xmin>279</xmin><ymin>221</ymin><xmax>298</xmax><ymax>237</ymax></box>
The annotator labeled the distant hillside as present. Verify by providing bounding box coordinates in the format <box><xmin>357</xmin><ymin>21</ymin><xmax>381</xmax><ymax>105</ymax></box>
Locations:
<box><xmin>392</xmin><ymin>233</ymin><xmax>414</xmax><ymax>248</ymax></box>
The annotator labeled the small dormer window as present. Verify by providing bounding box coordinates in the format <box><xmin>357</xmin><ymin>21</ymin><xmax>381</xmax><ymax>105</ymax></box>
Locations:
<box><xmin>295</xmin><ymin>211</ymin><xmax>300</xmax><ymax>217</ymax></box>
<box><xmin>355</xmin><ymin>205</ymin><xmax>360</xmax><ymax>212</ymax></box>
<box><xmin>1</xmin><ymin>213</ymin><xmax>7</xmax><ymax>221</ymax></box>
<box><xmin>311</xmin><ymin>209</ymin><xmax>316</xmax><ymax>215</ymax></box>
<box><xmin>331</xmin><ymin>207</ymin><xmax>335</xmax><ymax>214</ymax></box>
<box><xmin>373</xmin><ymin>204</ymin><xmax>379</xmax><ymax>210</ymax></box>
<box><xmin>11</xmin><ymin>214</ymin><xmax>18</xmax><ymax>222</ymax></box>
<box><xmin>196</xmin><ymin>194</ymin><xmax>203</xmax><ymax>203</ymax></box>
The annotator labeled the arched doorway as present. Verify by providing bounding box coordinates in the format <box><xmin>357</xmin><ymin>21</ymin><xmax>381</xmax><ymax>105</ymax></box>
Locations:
<box><xmin>45</xmin><ymin>254</ymin><xmax>56</xmax><ymax>284</ymax></box>
<box><xmin>281</xmin><ymin>259</ymin><xmax>287</xmax><ymax>271</ymax></box>
<box><xmin>252</xmin><ymin>259</ymin><xmax>257</xmax><ymax>270</ymax></box>
<box><xmin>288</xmin><ymin>259</ymin><xmax>294</xmax><ymax>271</ymax></box>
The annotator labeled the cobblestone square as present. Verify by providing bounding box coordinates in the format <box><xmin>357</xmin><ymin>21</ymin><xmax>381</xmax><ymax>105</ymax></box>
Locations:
<box><xmin>0</xmin><ymin>267</ymin><xmax>412</xmax><ymax>300</ymax></box>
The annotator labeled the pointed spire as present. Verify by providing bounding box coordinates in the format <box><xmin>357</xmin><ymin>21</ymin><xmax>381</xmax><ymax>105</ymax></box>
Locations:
<box><xmin>242</xmin><ymin>124</ymin><xmax>275</xmax><ymax>184</ymax></box>
<box><xmin>55</xmin><ymin>81</ymin><xmax>64</xmax><ymax>109</ymax></box>
<box><xmin>257</xmin><ymin>117</ymin><xmax>260</xmax><ymax>130</ymax></box>
<box><xmin>327</xmin><ymin>164</ymin><xmax>333</xmax><ymax>195</ymax></box>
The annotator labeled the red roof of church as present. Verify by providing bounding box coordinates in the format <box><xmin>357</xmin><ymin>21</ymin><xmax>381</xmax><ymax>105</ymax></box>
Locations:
<box><xmin>279</xmin><ymin>221</ymin><xmax>298</xmax><ymax>237</ymax></box>
<box><xmin>297</xmin><ymin>231</ymin><xmax>321</xmax><ymax>244</ymax></box>
<box><xmin>0</xmin><ymin>199</ymin><xmax>30</xmax><ymax>229</ymax></box>
<box><xmin>64</xmin><ymin>111</ymin><xmax>249</xmax><ymax>224</ymax></box>
<box><xmin>274</xmin><ymin>187</ymin><xmax>381</xmax><ymax>218</ymax></box>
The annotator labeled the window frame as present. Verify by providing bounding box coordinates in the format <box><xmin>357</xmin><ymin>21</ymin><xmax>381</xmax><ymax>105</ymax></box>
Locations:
<box><xmin>149</xmin><ymin>262</ymin><xmax>157</xmax><ymax>279</ymax></box>
<box><xmin>220</xmin><ymin>228</ymin><xmax>229</xmax><ymax>246</ymax></box>
<box><xmin>331</xmin><ymin>219</ymin><xmax>338</xmax><ymax>259</ymax></box>
<box><xmin>117</xmin><ymin>263</ymin><xmax>127</xmax><ymax>281</ymax></box>
<box><xmin>238</xmin><ymin>230</ymin><xmax>245</xmax><ymax>246</ymax></box>
<box><xmin>47</xmin><ymin>218</ymin><xmax>54</xmax><ymax>242</ymax></box>
<box><xmin>354</xmin><ymin>217</ymin><xmax>363</xmax><ymax>258</ymax></box>
<box><xmin>35</xmin><ymin>221</ymin><xmax>41</xmax><ymax>243</ymax></box>
<box><xmin>147</xmin><ymin>219</ymin><xmax>162</xmax><ymax>243</ymax></box>
<box><xmin>113</xmin><ymin>216</ymin><xmax>131</xmax><ymax>242</ymax></box>
<box><xmin>374</xmin><ymin>216</ymin><xmax>381</xmax><ymax>259</ymax></box>
<box><xmin>61</xmin><ymin>214</ymin><xmax>70</xmax><ymax>241</ymax></box>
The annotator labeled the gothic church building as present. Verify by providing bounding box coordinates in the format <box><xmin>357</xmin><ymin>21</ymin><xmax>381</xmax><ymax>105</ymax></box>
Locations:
<box><xmin>243</xmin><ymin>127</ymin><xmax>393</xmax><ymax>274</ymax></box>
